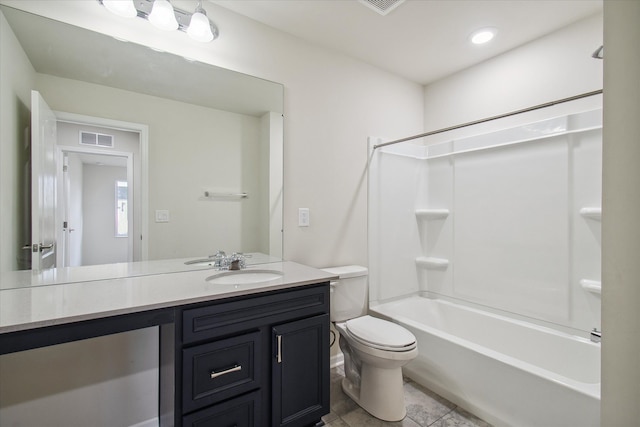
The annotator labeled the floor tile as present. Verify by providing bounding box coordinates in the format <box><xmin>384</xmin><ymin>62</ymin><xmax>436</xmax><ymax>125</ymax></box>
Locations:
<box><xmin>330</xmin><ymin>370</ymin><xmax>360</xmax><ymax>416</ymax></box>
<box><xmin>403</xmin><ymin>380</ymin><xmax>456</xmax><ymax>426</ymax></box>
<box><xmin>324</xmin><ymin>417</ymin><xmax>351</xmax><ymax>427</ymax></box>
<box><xmin>326</xmin><ymin>366</ymin><xmax>492</xmax><ymax>427</ymax></box>
<box><xmin>341</xmin><ymin>407</ymin><xmax>422</xmax><ymax>427</ymax></box>
<box><xmin>429</xmin><ymin>408</ymin><xmax>492</xmax><ymax>427</ymax></box>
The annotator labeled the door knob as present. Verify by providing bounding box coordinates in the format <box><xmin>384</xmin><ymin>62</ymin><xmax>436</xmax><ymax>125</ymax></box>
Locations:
<box><xmin>38</xmin><ymin>243</ymin><xmax>54</xmax><ymax>251</ymax></box>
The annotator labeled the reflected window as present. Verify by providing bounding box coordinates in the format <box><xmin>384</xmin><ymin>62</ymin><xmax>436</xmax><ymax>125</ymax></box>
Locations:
<box><xmin>116</xmin><ymin>180</ymin><xmax>128</xmax><ymax>237</ymax></box>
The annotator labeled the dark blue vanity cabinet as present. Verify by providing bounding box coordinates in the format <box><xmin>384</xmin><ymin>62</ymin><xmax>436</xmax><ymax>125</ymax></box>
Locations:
<box><xmin>161</xmin><ymin>283</ymin><xmax>330</xmax><ymax>427</ymax></box>
<box><xmin>272</xmin><ymin>314</ymin><xmax>330</xmax><ymax>427</ymax></box>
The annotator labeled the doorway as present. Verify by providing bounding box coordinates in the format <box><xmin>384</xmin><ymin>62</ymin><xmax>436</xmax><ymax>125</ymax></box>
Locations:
<box><xmin>58</xmin><ymin>148</ymin><xmax>133</xmax><ymax>266</ymax></box>
<box><xmin>54</xmin><ymin>113</ymin><xmax>148</xmax><ymax>267</ymax></box>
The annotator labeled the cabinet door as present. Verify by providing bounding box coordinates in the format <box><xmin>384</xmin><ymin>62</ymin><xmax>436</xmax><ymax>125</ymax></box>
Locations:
<box><xmin>182</xmin><ymin>390</ymin><xmax>261</xmax><ymax>427</ymax></box>
<box><xmin>272</xmin><ymin>314</ymin><xmax>330</xmax><ymax>427</ymax></box>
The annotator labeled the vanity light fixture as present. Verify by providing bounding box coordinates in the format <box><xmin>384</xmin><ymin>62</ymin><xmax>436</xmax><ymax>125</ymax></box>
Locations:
<box><xmin>149</xmin><ymin>0</ymin><xmax>179</xmax><ymax>31</ymax></box>
<box><xmin>97</xmin><ymin>0</ymin><xmax>219</xmax><ymax>42</ymax></box>
<box><xmin>187</xmin><ymin>1</ymin><xmax>214</xmax><ymax>42</ymax></box>
<box><xmin>470</xmin><ymin>27</ymin><xmax>497</xmax><ymax>45</ymax></box>
<box><xmin>102</xmin><ymin>0</ymin><xmax>137</xmax><ymax>18</ymax></box>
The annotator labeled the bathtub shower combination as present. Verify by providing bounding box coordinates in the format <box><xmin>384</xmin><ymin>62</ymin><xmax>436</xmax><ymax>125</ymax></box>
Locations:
<box><xmin>368</xmin><ymin>100</ymin><xmax>602</xmax><ymax>427</ymax></box>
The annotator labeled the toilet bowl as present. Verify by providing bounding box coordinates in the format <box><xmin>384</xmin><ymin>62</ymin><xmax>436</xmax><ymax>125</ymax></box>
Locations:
<box><xmin>322</xmin><ymin>266</ymin><xmax>418</xmax><ymax>422</ymax></box>
<box><xmin>335</xmin><ymin>316</ymin><xmax>418</xmax><ymax>421</ymax></box>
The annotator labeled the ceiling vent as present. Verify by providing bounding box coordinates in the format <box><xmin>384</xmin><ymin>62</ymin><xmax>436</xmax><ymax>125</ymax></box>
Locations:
<box><xmin>80</xmin><ymin>131</ymin><xmax>114</xmax><ymax>148</ymax></box>
<box><xmin>359</xmin><ymin>0</ymin><xmax>406</xmax><ymax>16</ymax></box>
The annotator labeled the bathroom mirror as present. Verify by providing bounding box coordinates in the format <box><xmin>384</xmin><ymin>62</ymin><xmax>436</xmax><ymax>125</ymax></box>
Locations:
<box><xmin>0</xmin><ymin>5</ymin><xmax>284</xmax><ymax>284</ymax></box>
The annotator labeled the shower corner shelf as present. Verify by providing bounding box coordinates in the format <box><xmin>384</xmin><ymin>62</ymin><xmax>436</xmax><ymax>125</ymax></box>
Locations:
<box><xmin>580</xmin><ymin>279</ymin><xmax>602</xmax><ymax>295</ymax></box>
<box><xmin>416</xmin><ymin>256</ymin><xmax>449</xmax><ymax>270</ymax></box>
<box><xmin>415</xmin><ymin>209</ymin><xmax>450</xmax><ymax>220</ymax></box>
<box><xmin>579</xmin><ymin>207</ymin><xmax>602</xmax><ymax>220</ymax></box>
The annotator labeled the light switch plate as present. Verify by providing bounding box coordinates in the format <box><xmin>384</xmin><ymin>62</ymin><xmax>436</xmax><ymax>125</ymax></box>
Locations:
<box><xmin>298</xmin><ymin>208</ymin><xmax>310</xmax><ymax>227</ymax></box>
<box><xmin>155</xmin><ymin>210</ymin><xmax>170</xmax><ymax>223</ymax></box>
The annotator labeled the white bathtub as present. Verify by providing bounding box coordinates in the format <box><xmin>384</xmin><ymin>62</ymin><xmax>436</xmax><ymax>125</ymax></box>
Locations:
<box><xmin>370</xmin><ymin>296</ymin><xmax>600</xmax><ymax>427</ymax></box>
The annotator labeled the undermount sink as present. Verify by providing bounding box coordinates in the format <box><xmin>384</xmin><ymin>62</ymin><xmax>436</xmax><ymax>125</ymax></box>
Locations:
<box><xmin>184</xmin><ymin>258</ymin><xmax>216</xmax><ymax>266</ymax></box>
<box><xmin>205</xmin><ymin>269</ymin><xmax>283</xmax><ymax>285</ymax></box>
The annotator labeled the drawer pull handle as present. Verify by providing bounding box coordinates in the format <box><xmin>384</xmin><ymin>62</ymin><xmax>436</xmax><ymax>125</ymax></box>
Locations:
<box><xmin>210</xmin><ymin>365</ymin><xmax>242</xmax><ymax>379</ymax></box>
<box><xmin>277</xmin><ymin>335</ymin><xmax>282</xmax><ymax>363</ymax></box>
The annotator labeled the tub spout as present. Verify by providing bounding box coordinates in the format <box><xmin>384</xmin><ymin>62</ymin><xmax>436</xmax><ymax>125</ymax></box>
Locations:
<box><xmin>590</xmin><ymin>328</ymin><xmax>601</xmax><ymax>343</ymax></box>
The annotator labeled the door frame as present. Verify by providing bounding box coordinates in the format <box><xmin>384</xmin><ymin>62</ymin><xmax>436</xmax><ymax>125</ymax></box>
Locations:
<box><xmin>54</xmin><ymin>111</ymin><xmax>149</xmax><ymax>262</ymax></box>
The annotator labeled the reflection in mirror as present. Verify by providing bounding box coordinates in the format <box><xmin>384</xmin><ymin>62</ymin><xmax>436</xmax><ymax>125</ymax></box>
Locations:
<box><xmin>0</xmin><ymin>5</ymin><xmax>284</xmax><ymax>286</ymax></box>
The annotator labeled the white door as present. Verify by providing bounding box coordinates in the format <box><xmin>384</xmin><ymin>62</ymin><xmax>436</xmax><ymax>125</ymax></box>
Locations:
<box><xmin>30</xmin><ymin>90</ymin><xmax>57</xmax><ymax>270</ymax></box>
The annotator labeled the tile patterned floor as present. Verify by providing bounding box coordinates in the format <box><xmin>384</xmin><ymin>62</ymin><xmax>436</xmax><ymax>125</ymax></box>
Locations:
<box><xmin>322</xmin><ymin>366</ymin><xmax>492</xmax><ymax>427</ymax></box>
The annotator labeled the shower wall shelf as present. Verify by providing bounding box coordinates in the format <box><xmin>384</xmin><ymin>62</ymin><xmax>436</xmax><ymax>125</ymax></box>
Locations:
<box><xmin>416</xmin><ymin>257</ymin><xmax>449</xmax><ymax>269</ymax></box>
<box><xmin>415</xmin><ymin>209</ymin><xmax>450</xmax><ymax>220</ymax></box>
<box><xmin>580</xmin><ymin>279</ymin><xmax>602</xmax><ymax>295</ymax></box>
<box><xmin>579</xmin><ymin>207</ymin><xmax>602</xmax><ymax>220</ymax></box>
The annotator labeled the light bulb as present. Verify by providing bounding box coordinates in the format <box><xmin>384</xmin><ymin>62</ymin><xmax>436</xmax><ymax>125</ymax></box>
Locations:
<box><xmin>470</xmin><ymin>28</ymin><xmax>497</xmax><ymax>45</ymax></box>
<box><xmin>148</xmin><ymin>0</ymin><xmax>179</xmax><ymax>31</ymax></box>
<box><xmin>103</xmin><ymin>0</ymin><xmax>137</xmax><ymax>18</ymax></box>
<box><xmin>187</xmin><ymin>11</ymin><xmax>214</xmax><ymax>42</ymax></box>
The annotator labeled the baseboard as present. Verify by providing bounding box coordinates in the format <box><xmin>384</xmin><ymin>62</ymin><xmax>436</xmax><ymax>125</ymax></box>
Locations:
<box><xmin>129</xmin><ymin>418</ymin><xmax>158</xmax><ymax>427</ymax></box>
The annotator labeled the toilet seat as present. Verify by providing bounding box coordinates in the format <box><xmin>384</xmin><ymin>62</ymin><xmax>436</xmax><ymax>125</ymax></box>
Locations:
<box><xmin>345</xmin><ymin>315</ymin><xmax>417</xmax><ymax>352</ymax></box>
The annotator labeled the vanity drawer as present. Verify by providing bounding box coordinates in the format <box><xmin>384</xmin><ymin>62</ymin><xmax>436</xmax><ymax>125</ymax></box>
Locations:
<box><xmin>183</xmin><ymin>331</ymin><xmax>261</xmax><ymax>413</ymax></box>
<box><xmin>182</xmin><ymin>390</ymin><xmax>261</xmax><ymax>427</ymax></box>
<box><xmin>182</xmin><ymin>284</ymin><xmax>329</xmax><ymax>344</ymax></box>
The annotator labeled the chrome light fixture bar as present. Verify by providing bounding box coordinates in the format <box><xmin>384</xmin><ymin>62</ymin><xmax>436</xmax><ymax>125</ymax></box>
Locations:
<box><xmin>98</xmin><ymin>0</ymin><xmax>219</xmax><ymax>42</ymax></box>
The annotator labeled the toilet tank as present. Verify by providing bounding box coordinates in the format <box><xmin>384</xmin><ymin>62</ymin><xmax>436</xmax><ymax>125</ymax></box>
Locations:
<box><xmin>321</xmin><ymin>265</ymin><xmax>368</xmax><ymax>322</ymax></box>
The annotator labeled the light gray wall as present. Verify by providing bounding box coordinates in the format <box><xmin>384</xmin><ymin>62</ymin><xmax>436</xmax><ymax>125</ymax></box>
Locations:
<box><xmin>423</xmin><ymin>14</ymin><xmax>603</xmax><ymax>133</ymax></box>
<box><xmin>601</xmin><ymin>1</ymin><xmax>640</xmax><ymax>425</ymax></box>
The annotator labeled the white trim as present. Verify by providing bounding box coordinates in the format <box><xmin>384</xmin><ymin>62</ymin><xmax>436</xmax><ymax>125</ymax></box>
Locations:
<box><xmin>55</xmin><ymin>111</ymin><xmax>149</xmax><ymax>261</ymax></box>
<box><xmin>128</xmin><ymin>418</ymin><xmax>158</xmax><ymax>427</ymax></box>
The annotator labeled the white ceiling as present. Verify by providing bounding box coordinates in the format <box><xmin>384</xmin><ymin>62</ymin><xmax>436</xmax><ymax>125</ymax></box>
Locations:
<box><xmin>212</xmin><ymin>0</ymin><xmax>602</xmax><ymax>85</ymax></box>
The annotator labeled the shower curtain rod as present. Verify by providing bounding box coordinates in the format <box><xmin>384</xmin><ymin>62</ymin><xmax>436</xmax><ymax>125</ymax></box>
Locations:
<box><xmin>373</xmin><ymin>89</ymin><xmax>603</xmax><ymax>150</ymax></box>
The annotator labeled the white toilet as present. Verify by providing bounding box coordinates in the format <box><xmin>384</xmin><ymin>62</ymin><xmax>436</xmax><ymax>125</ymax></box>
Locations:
<box><xmin>322</xmin><ymin>265</ymin><xmax>418</xmax><ymax>422</ymax></box>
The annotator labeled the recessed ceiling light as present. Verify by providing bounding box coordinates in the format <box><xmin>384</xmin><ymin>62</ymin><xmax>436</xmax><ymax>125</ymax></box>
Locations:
<box><xmin>470</xmin><ymin>28</ymin><xmax>497</xmax><ymax>45</ymax></box>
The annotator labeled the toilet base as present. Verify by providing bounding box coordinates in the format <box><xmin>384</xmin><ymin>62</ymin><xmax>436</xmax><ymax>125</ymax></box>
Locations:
<box><xmin>341</xmin><ymin>364</ymin><xmax>407</xmax><ymax>422</ymax></box>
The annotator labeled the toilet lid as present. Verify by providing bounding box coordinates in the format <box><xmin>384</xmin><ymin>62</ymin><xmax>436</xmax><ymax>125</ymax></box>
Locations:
<box><xmin>345</xmin><ymin>315</ymin><xmax>416</xmax><ymax>351</ymax></box>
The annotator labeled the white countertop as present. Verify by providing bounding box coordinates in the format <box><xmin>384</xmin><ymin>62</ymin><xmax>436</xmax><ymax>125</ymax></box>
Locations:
<box><xmin>0</xmin><ymin>253</ymin><xmax>281</xmax><ymax>290</ymax></box>
<box><xmin>0</xmin><ymin>260</ymin><xmax>336</xmax><ymax>334</ymax></box>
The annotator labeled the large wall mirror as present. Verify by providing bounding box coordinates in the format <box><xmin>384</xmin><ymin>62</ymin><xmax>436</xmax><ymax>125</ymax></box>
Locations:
<box><xmin>0</xmin><ymin>5</ymin><xmax>284</xmax><ymax>284</ymax></box>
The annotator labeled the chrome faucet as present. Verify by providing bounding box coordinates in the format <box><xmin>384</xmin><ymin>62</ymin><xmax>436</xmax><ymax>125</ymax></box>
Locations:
<box><xmin>209</xmin><ymin>250</ymin><xmax>227</xmax><ymax>268</ymax></box>
<box><xmin>590</xmin><ymin>328</ymin><xmax>601</xmax><ymax>343</ymax></box>
<box><xmin>208</xmin><ymin>251</ymin><xmax>246</xmax><ymax>270</ymax></box>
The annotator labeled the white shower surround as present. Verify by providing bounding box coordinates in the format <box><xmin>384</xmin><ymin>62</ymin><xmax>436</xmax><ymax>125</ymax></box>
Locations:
<box><xmin>368</xmin><ymin>105</ymin><xmax>602</xmax><ymax>425</ymax></box>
